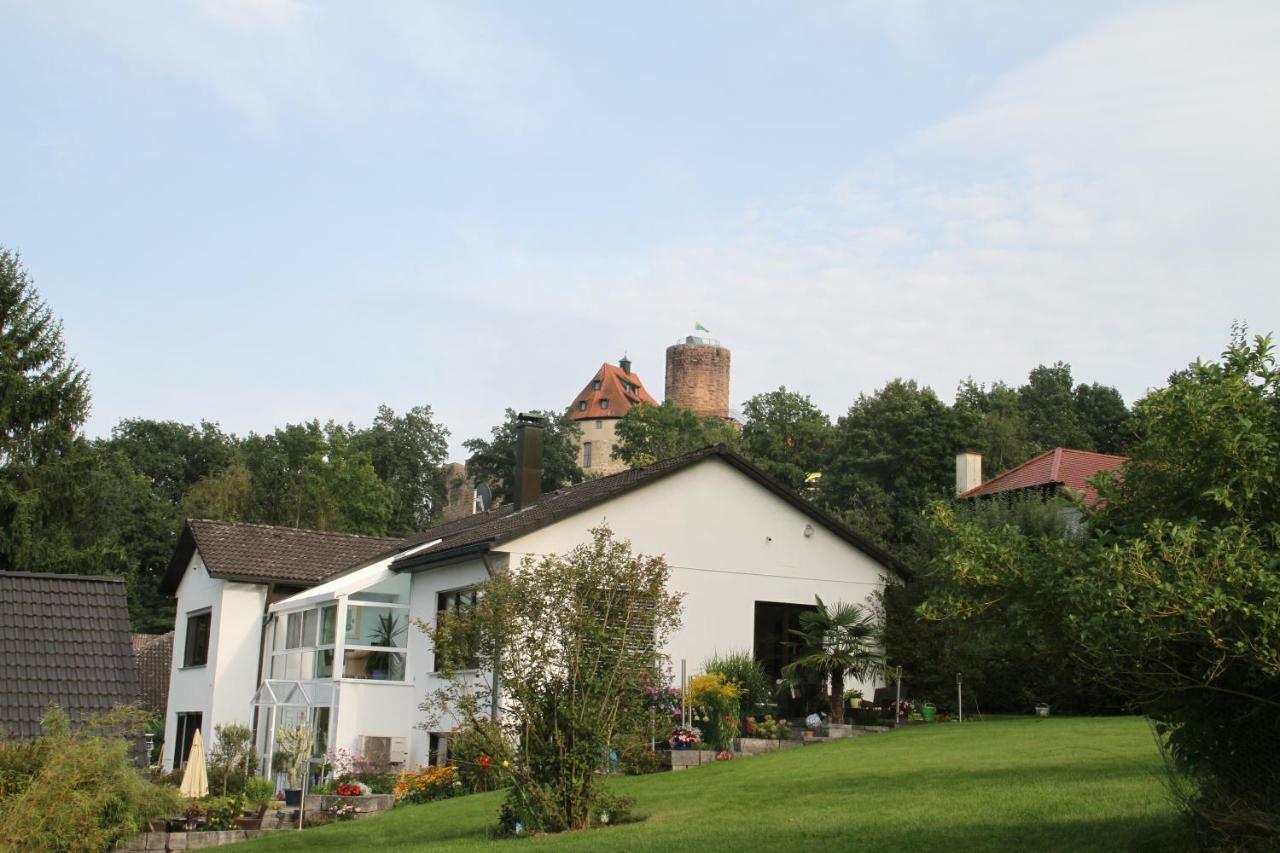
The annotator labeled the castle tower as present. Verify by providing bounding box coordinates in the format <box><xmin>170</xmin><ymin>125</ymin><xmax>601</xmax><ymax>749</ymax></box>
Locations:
<box><xmin>568</xmin><ymin>356</ymin><xmax>658</xmax><ymax>475</ymax></box>
<box><xmin>665</xmin><ymin>334</ymin><xmax>731</xmax><ymax>419</ymax></box>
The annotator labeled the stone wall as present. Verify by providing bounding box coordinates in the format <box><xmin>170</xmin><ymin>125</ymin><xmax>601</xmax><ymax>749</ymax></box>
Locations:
<box><xmin>665</xmin><ymin>343</ymin><xmax>731</xmax><ymax>419</ymax></box>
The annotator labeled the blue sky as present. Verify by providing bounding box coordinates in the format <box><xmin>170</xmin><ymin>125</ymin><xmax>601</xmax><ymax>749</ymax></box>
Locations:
<box><xmin>2</xmin><ymin>1</ymin><xmax>1277</xmax><ymax>457</ymax></box>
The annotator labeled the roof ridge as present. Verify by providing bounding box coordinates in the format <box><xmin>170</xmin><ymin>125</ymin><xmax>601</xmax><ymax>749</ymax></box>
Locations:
<box><xmin>0</xmin><ymin>570</ymin><xmax>126</xmax><ymax>583</ymax></box>
<box><xmin>186</xmin><ymin>518</ymin><xmax>401</xmax><ymax>543</ymax></box>
<box><xmin>1049</xmin><ymin>447</ymin><xmax>1064</xmax><ymax>482</ymax></box>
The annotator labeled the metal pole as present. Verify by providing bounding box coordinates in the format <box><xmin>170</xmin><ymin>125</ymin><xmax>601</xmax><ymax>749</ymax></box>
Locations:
<box><xmin>680</xmin><ymin>659</ymin><xmax>688</xmax><ymax>729</ymax></box>
<box><xmin>894</xmin><ymin>665</ymin><xmax>902</xmax><ymax>729</ymax></box>
<box><xmin>957</xmin><ymin>672</ymin><xmax>963</xmax><ymax>724</ymax></box>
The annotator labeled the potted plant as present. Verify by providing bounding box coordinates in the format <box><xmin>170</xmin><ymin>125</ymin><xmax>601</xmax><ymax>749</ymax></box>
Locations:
<box><xmin>237</xmin><ymin>776</ymin><xmax>276</xmax><ymax>829</ymax></box>
<box><xmin>276</xmin><ymin>721</ymin><xmax>315</xmax><ymax>806</ymax></box>
<box><xmin>780</xmin><ymin>596</ymin><xmax>881</xmax><ymax>726</ymax></box>
<box><xmin>368</xmin><ymin>612</ymin><xmax>406</xmax><ymax>680</ymax></box>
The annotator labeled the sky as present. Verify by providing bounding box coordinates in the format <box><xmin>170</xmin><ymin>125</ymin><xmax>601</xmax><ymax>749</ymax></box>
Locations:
<box><xmin>2</xmin><ymin>1</ymin><xmax>1277</xmax><ymax>458</ymax></box>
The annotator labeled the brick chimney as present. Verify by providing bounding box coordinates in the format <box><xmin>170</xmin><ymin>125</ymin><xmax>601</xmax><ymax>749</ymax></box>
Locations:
<box><xmin>955</xmin><ymin>450</ymin><xmax>983</xmax><ymax>496</ymax></box>
<box><xmin>513</xmin><ymin>413</ymin><xmax>545</xmax><ymax>511</ymax></box>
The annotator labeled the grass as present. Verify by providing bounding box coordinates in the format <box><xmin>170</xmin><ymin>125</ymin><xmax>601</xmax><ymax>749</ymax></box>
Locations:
<box><xmin>239</xmin><ymin>716</ymin><xmax>1187</xmax><ymax>852</ymax></box>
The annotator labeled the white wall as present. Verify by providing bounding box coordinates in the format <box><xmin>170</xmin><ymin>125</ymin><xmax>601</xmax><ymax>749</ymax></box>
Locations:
<box><xmin>500</xmin><ymin>457</ymin><xmax>891</xmax><ymax>697</ymax></box>
<box><xmin>162</xmin><ymin>553</ymin><xmax>267</xmax><ymax>770</ymax></box>
<box><xmin>330</xmin><ymin>680</ymin><xmax>417</xmax><ymax>761</ymax></box>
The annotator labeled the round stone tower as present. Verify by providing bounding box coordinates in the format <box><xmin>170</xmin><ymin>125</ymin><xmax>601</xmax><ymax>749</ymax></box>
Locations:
<box><xmin>665</xmin><ymin>335</ymin><xmax>731</xmax><ymax>419</ymax></box>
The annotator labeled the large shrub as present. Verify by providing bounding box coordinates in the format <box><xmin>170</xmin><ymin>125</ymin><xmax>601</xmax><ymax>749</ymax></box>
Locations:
<box><xmin>704</xmin><ymin>651</ymin><xmax>770</xmax><ymax>719</ymax></box>
<box><xmin>422</xmin><ymin>525</ymin><xmax>682</xmax><ymax>834</ymax></box>
<box><xmin>0</xmin><ymin>707</ymin><xmax>181</xmax><ymax>852</ymax></box>
<box><xmin>923</xmin><ymin>330</ymin><xmax>1280</xmax><ymax>848</ymax></box>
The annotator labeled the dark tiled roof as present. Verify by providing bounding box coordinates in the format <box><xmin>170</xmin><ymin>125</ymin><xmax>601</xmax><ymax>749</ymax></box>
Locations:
<box><xmin>394</xmin><ymin>445</ymin><xmax>908</xmax><ymax>577</ymax></box>
<box><xmin>132</xmin><ymin>632</ymin><xmax>174</xmax><ymax>717</ymax></box>
<box><xmin>961</xmin><ymin>447</ymin><xmax>1128</xmax><ymax>506</ymax></box>
<box><xmin>161</xmin><ymin>520</ymin><xmax>402</xmax><ymax>595</ymax></box>
<box><xmin>0</xmin><ymin>572</ymin><xmax>140</xmax><ymax>738</ymax></box>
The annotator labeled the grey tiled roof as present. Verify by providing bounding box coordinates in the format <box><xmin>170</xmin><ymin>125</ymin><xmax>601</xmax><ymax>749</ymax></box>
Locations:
<box><xmin>394</xmin><ymin>445</ymin><xmax>908</xmax><ymax>577</ymax></box>
<box><xmin>0</xmin><ymin>572</ymin><xmax>141</xmax><ymax>739</ymax></box>
<box><xmin>161</xmin><ymin>520</ymin><xmax>402</xmax><ymax>594</ymax></box>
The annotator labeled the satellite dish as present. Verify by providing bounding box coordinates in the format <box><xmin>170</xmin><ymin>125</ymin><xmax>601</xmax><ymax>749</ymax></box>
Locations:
<box><xmin>474</xmin><ymin>482</ymin><xmax>493</xmax><ymax>514</ymax></box>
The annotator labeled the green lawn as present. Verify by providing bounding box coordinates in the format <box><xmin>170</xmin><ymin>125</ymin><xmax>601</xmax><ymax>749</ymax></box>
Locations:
<box><xmin>239</xmin><ymin>717</ymin><xmax>1187</xmax><ymax>852</ymax></box>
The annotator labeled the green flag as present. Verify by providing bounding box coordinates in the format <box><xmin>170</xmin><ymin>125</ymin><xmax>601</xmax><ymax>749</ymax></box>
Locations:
<box><xmin>695</xmin><ymin>322</ymin><xmax>710</xmax><ymax>334</ymax></box>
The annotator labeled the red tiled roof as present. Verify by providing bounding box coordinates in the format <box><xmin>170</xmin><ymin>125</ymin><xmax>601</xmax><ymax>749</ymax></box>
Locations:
<box><xmin>570</xmin><ymin>362</ymin><xmax>657</xmax><ymax>421</ymax></box>
<box><xmin>961</xmin><ymin>448</ymin><xmax>1127</xmax><ymax>506</ymax></box>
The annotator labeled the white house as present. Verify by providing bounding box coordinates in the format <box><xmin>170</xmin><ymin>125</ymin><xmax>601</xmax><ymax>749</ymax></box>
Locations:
<box><xmin>162</xmin><ymin>419</ymin><xmax>906</xmax><ymax>776</ymax></box>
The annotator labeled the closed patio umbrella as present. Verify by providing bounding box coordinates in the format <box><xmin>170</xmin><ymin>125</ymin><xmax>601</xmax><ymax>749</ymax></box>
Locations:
<box><xmin>180</xmin><ymin>729</ymin><xmax>209</xmax><ymax>799</ymax></box>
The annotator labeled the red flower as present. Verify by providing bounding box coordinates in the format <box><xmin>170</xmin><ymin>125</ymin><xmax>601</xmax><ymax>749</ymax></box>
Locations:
<box><xmin>478</xmin><ymin>754</ymin><xmax>492</xmax><ymax>772</ymax></box>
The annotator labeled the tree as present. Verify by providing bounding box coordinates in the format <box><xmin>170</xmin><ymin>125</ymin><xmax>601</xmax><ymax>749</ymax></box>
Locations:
<box><xmin>954</xmin><ymin>379</ymin><xmax>1037</xmax><ymax>477</ymax></box>
<box><xmin>350</xmin><ymin>405</ymin><xmax>450</xmax><ymax>534</ymax></box>
<box><xmin>1017</xmin><ymin>362</ymin><xmax>1093</xmax><ymax>451</ymax></box>
<box><xmin>822</xmin><ymin>379</ymin><xmax>975</xmax><ymax>547</ymax></box>
<box><xmin>0</xmin><ymin>249</ymin><xmax>90</xmax><ymax>463</ymax></box>
<box><xmin>104</xmin><ymin>419</ymin><xmax>236</xmax><ymax>507</ymax></box>
<box><xmin>738</xmin><ymin>387</ymin><xmax>833</xmax><ymax>491</ymax></box>
<box><xmin>924</xmin><ymin>329</ymin><xmax>1280</xmax><ymax>847</ymax></box>
<box><xmin>781</xmin><ymin>596</ymin><xmax>880</xmax><ymax>725</ymax></box>
<box><xmin>422</xmin><ymin>526</ymin><xmax>683</xmax><ymax>834</ymax></box>
<box><xmin>611</xmin><ymin>401</ymin><xmax>738</xmax><ymax>469</ymax></box>
<box><xmin>463</xmin><ymin>408</ymin><xmax>583</xmax><ymax>503</ymax></box>
<box><xmin>1072</xmin><ymin>382</ymin><xmax>1131</xmax><ymax>455</ymax></box>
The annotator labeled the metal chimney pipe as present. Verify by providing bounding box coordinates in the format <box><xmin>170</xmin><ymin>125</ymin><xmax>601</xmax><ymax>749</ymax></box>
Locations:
<box><xmin>513</xmin><ymin>413</ymin><xmax>545</xmax><ymax>511</ymax></box>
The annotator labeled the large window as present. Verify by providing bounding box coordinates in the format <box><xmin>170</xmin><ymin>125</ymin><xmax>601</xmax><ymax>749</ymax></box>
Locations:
<box><xmin>174</xmin><ymin>712</ymin><xmax>203</xmax><ymax>768</ymax></box>
<box><xmin>433</xmin><ymin>588</ymin><xmax>479</xmax><ymax>671</ymax></box>
<box><xmin>344</xmin><ymin>575</ymin><xmax>410</xmax><ymax>681</ymax></box>
<box><xmin>183</xmin><ymin>610</ymin><xmax>211</xmax><ymax>668</ymax></box>
<box><xmin>270</xmin><ymin>604</ymin><xmax>336</xmax><ymax>680</ymax></box>
<box><xmin>583</xmin><ymin>441</ymin><xmax>593</xmax><ymax>469</ymax></box>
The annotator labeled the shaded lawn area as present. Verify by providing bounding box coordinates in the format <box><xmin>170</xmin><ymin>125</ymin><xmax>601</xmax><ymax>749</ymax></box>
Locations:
<box><xmin>239</xmin><ymin>716</ymin><xmax>1187</xmax><ymax>852</ymax></box>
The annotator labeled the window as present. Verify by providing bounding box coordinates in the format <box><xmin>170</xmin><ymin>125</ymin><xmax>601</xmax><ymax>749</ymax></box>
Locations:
<box><xmin>174</xmin><ymin>712</ymin><xmax>203</xmax><ymax>768</ymax></box>
<box><xmin>600</xmin><ymin>399</ymin><xmax>609</xmax><ymax>410</ymax></box>
<box><xmin>270</xmin><ymin>603</ymin><xmax>336</xmax><ymax>679</ymax></box>
<box><xmin>183</xmin><ymin>610</ymin><xmax>211</xmax><ymax>667</ymax></box>
<box><xmin>583</xmin><ymin>441</ymin><xmax>593</xmax><ymax>469</ymax></box>
<box><xmin>428</xmin><ymin>733</ymin><xmax>450</xmax><ymax>766</ymax></box>
<box><xmin>595</xmin><ymin>419</ymin><xmax>603</xmax><ymax>430</ymax></box>
<box><xmin>577</xmin><ymin>400</ymin><xmax>587</xmax><ymax>412</ymax></box>
<box><xmin>592</xmin><ymin>380</ymin><xmax>602</xmax><ymax>391</ymax></box>
<box><xmin>434</xmin><ymin>588</ymin><xmax>479</xmax><ymax>671</ymax></box>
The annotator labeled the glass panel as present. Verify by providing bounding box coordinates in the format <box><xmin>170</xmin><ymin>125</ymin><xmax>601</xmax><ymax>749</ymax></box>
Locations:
<box><xmin>270</xmin><ymin>654</ymin><xmax>286</xmax><ymax>679</ymax></box>
<box><xmin>300</xmin><ymin>650</ymin><xmax>315</xmax><ymax>679</ymax></box>
<box><xmin>272</xmin><ymin>617</ymin><xmax>286</xmax><ymax>652</ymax></box>
<box><xmin>319</xmin><ymin>606</ymin><xmax>336</xmax><ymax>645</ymax></box>
<box><xmin>342</xmin><ymin>649</ymin><xmax>406</xmax><ymax>681</ymax></box>
<box><xmin>284</xmin><ymin>652</ymin><xmax>301</xmax><ymax>680</ymax></box>
<box><xmin>349</xmin><ymin>574</ymin><xmax>410</xmax><ymax>605</ymax></box>
<box><xmin>285</xmin><ymin>613</ymin><xmax>302</xmax><ymax>649</ymax></box>
<box><xmin>345</xmin><ymin>606</ymin><xmax>408</xmax><ymax>648</ymax></box>
<box><xmin>315</xmin><ymin>649</ymin><xmax>334</xmax><ymax>678</ymax></box>
<box><xmin>302</xmin><ymin>609</ymin><xmax>318</xmax><ymax>647</ymax></box>
<box><xmin>311</xmin><ymin>707</ymin><xmax>330</xmax><ymax>757</ymax></box>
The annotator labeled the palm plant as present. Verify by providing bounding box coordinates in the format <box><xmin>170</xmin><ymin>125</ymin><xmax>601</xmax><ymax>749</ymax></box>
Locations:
<box><xmin>781</xmin><ymin>596</ymin><xmax>881</xmax><ymax>724</ymax></box>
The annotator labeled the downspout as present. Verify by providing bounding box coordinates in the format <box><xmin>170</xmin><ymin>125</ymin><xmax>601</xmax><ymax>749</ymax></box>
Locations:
<box><xmin>252</xmin><ymin>583</ymin><xmax>276</xmax><ymax>774</ymax></box>
<box><xmin>481</xmin><ymin>553</ymin><xmax>501</xmax><ymax>721</ymax></box>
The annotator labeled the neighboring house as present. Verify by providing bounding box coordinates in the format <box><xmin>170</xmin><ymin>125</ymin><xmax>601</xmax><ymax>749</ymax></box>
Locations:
<box><xmin>133</xmin><ymin>632</ymin><xmax>174</xmax><ymax>717</ymax></box>
<box><xmin>569</xmin><ymin>356</ymin><xmax>658</xmax><ymax>476</ymax></box>
<box><xmin>955</xmin><ymin>447</ymin><xmax>1128</xmax><ymax>506</ymax></box>
<box><xmin>236</xmin><ymin>419</ymin><xmax>906</xmax><ymax>775</ymax></box>
<box><xmin>158</xmin><ymin>521</ymin><xmax>399</xmax><ymax>771</ymax></box>
<box><xmin>0</xmin><ymin>571</ymin><xmax>140</xmax><ymax>738</ymax></box>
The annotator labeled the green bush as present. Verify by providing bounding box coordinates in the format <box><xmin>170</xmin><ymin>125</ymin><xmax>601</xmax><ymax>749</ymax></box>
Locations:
<box><xmin>704</xmin><ymin>650</ymin><xmax>770</xmax><ymax>719</ymax></box>
<box><xmin>244</xmin><ymin>777</ymin><xmax>276</xmax><ymax>811</ymax></box>
<box><xmin>201</xmin><ymin>796</ymin><xmax>241</xmax><ymax>831</ymax></box>
<box><xmin>616</xmin><ymin>739</ymin><xmax>662</xmax><ymax>775</ymax></box>
<box><xmin>0</xmin><ymin>706</ymin><xmax>182</xmax><ymax>852</ymax></box>
<box><xmin>448</xmin><ymin>721</ymin><xmax>510</xmax><ymax>793</ymax></box>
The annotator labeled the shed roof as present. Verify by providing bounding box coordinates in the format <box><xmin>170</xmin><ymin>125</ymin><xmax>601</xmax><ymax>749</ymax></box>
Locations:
<box><xmin>0</xmin><ymin>571</ymin><xmax>140</xmax><ymax>738</ymax></box>
<box><xmin>961</xmin><ymin>447</ymin><xmax>1128</xmax><ymax>505</ymax></box>
<box><xmin>160</xmin><ymin>520</ymin><xmax>401</xmax><ymax>595</ymax></box>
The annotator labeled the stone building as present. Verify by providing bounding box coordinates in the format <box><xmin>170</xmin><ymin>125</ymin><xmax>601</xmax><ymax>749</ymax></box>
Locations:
<box><xmin>665</xmin><ymin>335</ymin><xmax>731</xmax><ymax>420</ymax></box>
<box><xmin>568</xmin><ymin>357</ymin><xmax>658</xmax><ymax>476</ymax></box>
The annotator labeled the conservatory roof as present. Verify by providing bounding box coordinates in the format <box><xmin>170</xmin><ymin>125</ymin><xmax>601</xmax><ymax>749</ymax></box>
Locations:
<box><xmin>268</xmin><ymin>537</ymin><xmax>441</xmax><ymax>613</ymax></box>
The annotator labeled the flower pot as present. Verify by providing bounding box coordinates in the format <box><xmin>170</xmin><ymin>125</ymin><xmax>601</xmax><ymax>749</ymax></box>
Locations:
<box><xmin>283</xmin><ymin>788</ymin><xmax>303</xmax><ymax>806</ymax></box>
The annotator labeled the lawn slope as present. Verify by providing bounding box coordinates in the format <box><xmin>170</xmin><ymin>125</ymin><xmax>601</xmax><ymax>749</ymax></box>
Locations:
<box><xmin>240</xmin><ymin>717</ymin><xmax>1186</xmax><ymax>852</ymax></box>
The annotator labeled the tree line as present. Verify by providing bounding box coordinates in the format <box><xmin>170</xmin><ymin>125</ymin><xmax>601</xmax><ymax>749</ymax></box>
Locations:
<box><xmin>2</xmin><ymin>248</ymin><xmax>1131</xmax><ymax>634</ymax></box>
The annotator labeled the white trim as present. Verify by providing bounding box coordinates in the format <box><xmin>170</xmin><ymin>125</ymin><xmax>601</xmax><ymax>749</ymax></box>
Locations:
<box><xmin>269</xmin><ymin>538</ymin><xmax>440</xmax><ymax>613</ymax></box>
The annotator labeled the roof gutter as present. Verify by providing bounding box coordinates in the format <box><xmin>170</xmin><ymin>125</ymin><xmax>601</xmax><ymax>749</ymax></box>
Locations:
<box><xmin>392</xmin><ymin>540</ymin><xmax>496</xmax><ymax>573</ymax></box>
